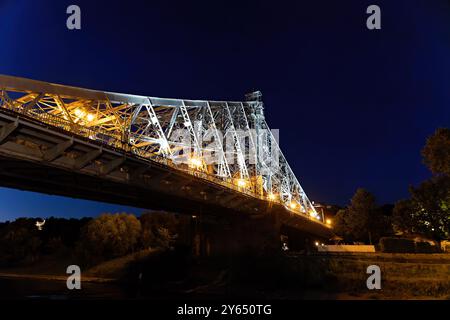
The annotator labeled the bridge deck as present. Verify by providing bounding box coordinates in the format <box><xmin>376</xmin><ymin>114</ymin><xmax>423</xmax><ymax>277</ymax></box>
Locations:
<box><xmin>0</xmin><ymin>107</ymin><xmax>332</xmax><ymax>239</ymax></box>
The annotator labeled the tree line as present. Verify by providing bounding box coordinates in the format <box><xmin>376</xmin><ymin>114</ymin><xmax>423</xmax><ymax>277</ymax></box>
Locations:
<box><xmin>0</xmin><ymin>211</ymin><xmax>189</xmax><ymax>268</ymax></box>
<box><xmin>333</xmin><ymin>128</ymin><xmax>449</xmax><ymax>244</ymax></box>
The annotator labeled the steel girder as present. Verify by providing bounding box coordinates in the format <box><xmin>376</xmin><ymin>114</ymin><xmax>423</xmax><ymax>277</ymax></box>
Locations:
<box><xmin>0</xmin><ymin>74</ymin><xmax>322</xmax><ymax>222</ymax></box>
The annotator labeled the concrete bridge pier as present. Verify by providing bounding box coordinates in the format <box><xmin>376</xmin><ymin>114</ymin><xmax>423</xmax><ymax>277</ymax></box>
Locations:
<box><xmin>190</xmin><ymin>212</ymin><xmax>282</xmax><ymax>258</ymax></box>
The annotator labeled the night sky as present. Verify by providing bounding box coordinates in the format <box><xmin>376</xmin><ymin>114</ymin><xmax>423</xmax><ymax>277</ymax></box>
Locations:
<box><xmin>0</xmin><ymin>0</ymin><xmax>449</xmax><ymax>221</ymax></box>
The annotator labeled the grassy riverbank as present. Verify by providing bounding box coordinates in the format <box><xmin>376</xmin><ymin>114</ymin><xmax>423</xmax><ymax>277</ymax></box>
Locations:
<box><xmin>1</xmin><ymin>251</ymin><xmax>449</xmax><ymax>299</ymax></box>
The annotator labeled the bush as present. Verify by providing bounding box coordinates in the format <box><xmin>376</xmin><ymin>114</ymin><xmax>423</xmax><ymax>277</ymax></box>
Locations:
<box><xmin>79</xmin><ymin>213</ymin><xmax>141</xmax><ymax>264</ymax></box>
<box><xmin>379</xmin><ymin>237</ymin><xmax>415</xmax><ymax>253</ymax></box>
<box><xmin>415</xmin><ymin>241</ymin><xmax>439</xmax><ymax>253</ymax></box>
<box><xmin>441</xmin><ymin>241</ymin><xmax>450</xmax><ymax>253</ymax></box>
<box><xmin>0</xmin><ymin>218</ymin><xmax>42</xmax><ymax>266</ymax></box>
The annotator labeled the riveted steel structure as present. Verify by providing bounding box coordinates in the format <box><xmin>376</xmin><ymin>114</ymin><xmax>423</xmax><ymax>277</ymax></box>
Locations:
<box><xmin>0</xmin><ymin>75</ymin><xmax>325</xmax><ymax>225</ymax></box>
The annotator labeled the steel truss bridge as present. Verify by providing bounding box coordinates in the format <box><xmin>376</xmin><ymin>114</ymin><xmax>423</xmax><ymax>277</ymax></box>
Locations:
<box><xmin>0</xmin><ymin>75</ymin><xmax>331</xmax><ymax>240</ymax></box>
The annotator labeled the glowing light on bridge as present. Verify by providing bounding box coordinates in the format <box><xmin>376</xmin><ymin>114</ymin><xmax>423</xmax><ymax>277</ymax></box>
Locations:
<box><xmin>326</xmin><ymin>219</ymin><xmax>332</xmax><ymax>225</ymax></box>
<box><xmin>188</xmin><ymin>157</ymin><xmax>203</xmax><ymax>169</ymax></box>
<box><xmin>236</xmin><ymin>179</ymin><xmax>248</xmax><ymax>188</ymax></box>
<box><xmin>86</xmin><ymin>113</ymin><xmax>95</xmax><ymax>122</ymax></box>
<box><xmin>268</xmin><ymin>193</ymin><xmax>277</xmax><ymax>201</ymax></box>
<box><xmin>74</xmin><ymin>108</ymin><xmax>95</xmax><ymax>123</ymax></box>
<box><xmin>74</xmin><ymin>108</ymin><xmax>84</xmax><ymax>117</ymax></box>
<box><xmin>289</xmin><ymin>201</ymin><xmax>297</xmax><ymax>210</ymax></box>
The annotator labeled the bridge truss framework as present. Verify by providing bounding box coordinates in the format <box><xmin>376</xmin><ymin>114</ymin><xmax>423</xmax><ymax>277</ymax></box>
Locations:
<box><xmin>0</xmin><ymin>75</ymin><xmax>323</xmax><ymax>223</ymax></box>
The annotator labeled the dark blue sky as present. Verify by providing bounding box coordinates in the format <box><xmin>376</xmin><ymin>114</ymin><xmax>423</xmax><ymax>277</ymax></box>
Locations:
<box><xmin>0</xmin><ymin>0</ymin><xmax>449</xmax><ymax>221</ymax></box>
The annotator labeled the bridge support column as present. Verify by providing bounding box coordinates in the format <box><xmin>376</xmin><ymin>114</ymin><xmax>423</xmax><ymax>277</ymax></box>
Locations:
<box><xmin>228</xmin><ymin>214</ymin><xmax>281</xmax><ymax>256</ymax></box>
<box><xmin>190</xmin><ymin>212</ymin><xmax>281</xmax><ymax>258</ymax></box>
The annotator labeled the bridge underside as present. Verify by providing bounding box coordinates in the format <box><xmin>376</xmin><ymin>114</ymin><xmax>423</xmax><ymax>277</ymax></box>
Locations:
<box><xmin>0</xmin><ymin>108</ymin><xmax>332</xmax><ymax>250</ymax></box>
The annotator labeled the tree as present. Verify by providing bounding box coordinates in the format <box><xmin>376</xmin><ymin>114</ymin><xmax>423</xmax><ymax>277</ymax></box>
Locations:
<box><xmin>334</xmin><ymin>188</ymin><xmax>392</xmax><ymax>243</ymax></box>
<box><xmin>422</xmin><ymin>128</ymin><xmax>450</xmax><ymax>176</ymax></box>
<box><xmin>41</xmin><ymin>217</ymin><xmax>90</xmax><ymax>249</ymax></box>
<box><xmin>394</xmin><ymin>128</ymin><xmax>450</xmax><ymax>241</ymax></box>
<box><xmin>409</xmin><ymin>176</ymin><xmax>450</xmax><ymax>240</ymax></box>
<box><xmin>333</xmin><ymin>208</ymin><xmax>350</xmax><ymax>241</ymax></box>
<box><xmin>0</xmin><ymin>218</ymin><xmax>42</xmax><ymax>266</ymax></box>
<box><xmin>392</xmin><ymin>199</ymin><xmax>415</xmax><ymax>234</ymax></box>
<box><xmin>80</xmin><ymin>213</ymin><xmax>141</xmax><ymax>262</ymax></box>
<box><xmin>346</xmin><ymin>188</ymin><xmax>377</xmax><ymax>243</ymax></box>
<box><xmin>393</xmin><ymin>177</ymin><xmax>450</xmax><ymax>241</ymax></box>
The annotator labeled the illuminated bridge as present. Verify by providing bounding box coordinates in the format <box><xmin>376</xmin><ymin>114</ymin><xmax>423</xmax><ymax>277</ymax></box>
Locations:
<box><xmin>0</xmin><ymin>75</ymin><xmax>332</xmax><ymax>253</ymax></box>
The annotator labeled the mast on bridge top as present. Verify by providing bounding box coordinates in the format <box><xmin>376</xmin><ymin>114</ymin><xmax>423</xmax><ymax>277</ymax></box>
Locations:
<box><xmin>245</xmin><ymin>90</ymin><xmax>265</xmax><ymax>121</ymax></box>
<box><xmin>245</xmin><ymin>90</ymin><xmax>262</xmax><ymax>102</ymax></box>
